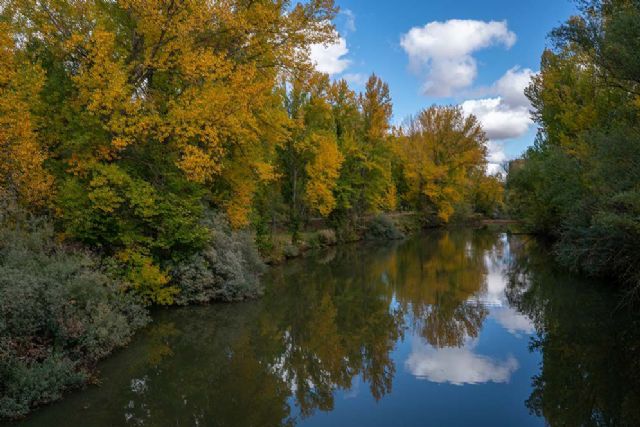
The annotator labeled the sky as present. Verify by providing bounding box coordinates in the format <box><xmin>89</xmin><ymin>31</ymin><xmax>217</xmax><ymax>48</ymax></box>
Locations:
<box><xmin>309</xmin><ymin>0</ymin><xmax>578</xmax><ymax>171</ymax></box>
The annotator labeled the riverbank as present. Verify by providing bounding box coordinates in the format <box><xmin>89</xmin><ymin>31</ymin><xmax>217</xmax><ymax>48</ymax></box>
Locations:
<box><xmin>0</xmin><ymin>212</ymin><xmax>417</xmax><ymax>421</ymax></box>
<box><xmin>0</xmin><ymin>211</ymin><xmax>516</xmax><ymax>421</ymax></box>
<box><xmin>261</xmin><ymin>215</ymin><xmax>524</xmax><ymax>265</ymax></box>
<box><xmin>15</xmin><ymin>229</ymin><xmax>639</xmax><ymax>427</ymax></box>
<box><xmin>260</xmin><ymin>212</ymin><xmax>423</xmax><ymax>264</ymax></box>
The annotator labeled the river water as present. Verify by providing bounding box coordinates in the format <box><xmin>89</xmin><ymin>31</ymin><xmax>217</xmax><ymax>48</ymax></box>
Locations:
<box><xmin>16</xmin><ymin>230</ymin><xmax>640</xmax><ymax>426</ymax></box>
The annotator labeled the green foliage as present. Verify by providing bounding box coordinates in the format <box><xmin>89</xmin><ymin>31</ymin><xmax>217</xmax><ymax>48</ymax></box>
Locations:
<box><xmin>54</xmin><ymin>164</ymin><xmax>207</xmax><ymax>304</ymax></box>
<box><xmin>171</xmin><ymin>213</ymin><xmax>266</xmax><ymax>305</ymax></box>
<box><xmin>555</xmin><ymin>129</ymin><xmax>640</xmax><ymax>285</ymax></box>
<box><xmin>552</xmin><ymin>0</ymin><xmax>640</xmax><ymax>91</ymax></box>
<box><xmin>507</xmin><ymin>0</ymin><xmax>640</xmax><ymax>289</ymax></box>
<box><xmin>0</xmin><ymin>216</ymin><xmax>148</xmax><ymax>419</ymax></box>
<box><xmin>56</xmin><ymin>164</ymin><xmax>207</xmax><ymax>257</ymax></box>
<box><xmin>507</xmin><ymin>145</ymin><xmax>584</xmax><ymax>234</ymax></box>
<box><xmin>364</xmin><ymin>214</ymin><xmax>405</xmax><ymax>241</ymax></box>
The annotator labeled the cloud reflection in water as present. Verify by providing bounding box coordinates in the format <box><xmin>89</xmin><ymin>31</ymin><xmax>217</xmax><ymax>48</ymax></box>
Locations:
<box><xmin>405</xmin><ymin>338</ymin><xmax>519</xmax><ymax>385</ymax></box>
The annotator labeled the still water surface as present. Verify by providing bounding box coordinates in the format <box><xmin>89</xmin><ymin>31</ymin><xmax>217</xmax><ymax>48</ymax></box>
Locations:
<box><xmin>17</xmin><ymin>230</ymin><xmax>640</xmax><ymax>426</ymax></box>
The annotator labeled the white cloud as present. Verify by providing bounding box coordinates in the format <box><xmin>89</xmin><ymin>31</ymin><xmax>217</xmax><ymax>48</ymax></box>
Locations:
<box><xmin>343</xmin><ymin>73</ymin><xmax>368</xmax><ymax>86</ymax></box>
<box><xmin>493</xmin><ymin>307</ymin><xmax>535</xmax><ymax>335</ymax></box>
<box><xmin>460</xmin><ymin>67</ymin><xmax>536</xmax><ymax>172</ymax></box>
<box><xmin>461</xmin><ymin>67</ymin><xmax>535</xmax><ymax>141</ymax></box>
<box><xmin>310</xmin><ymin>34</ymin><xmax>351</xmax><ymax>75</ymax></box>
<box><xmin>485</xmin><ymin>141</ymin><xmax>507</xmax><ymax>174</ymax></box>
<box><xmin>461</xmin><ymin>97</ymin><xmax>531</xmax><ymax>141</ymax></box>
<box><xmin>341</xmin><ymin>9</ymin><xmax>356</xmax><ymax>34</ymax></box>
<box><xmin>494</xmin><ymin>66</ymin><xmax>536</xmax><ymax>108</ymax></box>
<box><xmin>400</xmin><ymin>20</ymin><xmax>516</xmax><ymax>96</ymax></box>
<box><xmin>405</xmin><ymin>338</ymin><xmax>519</xmax><ymax>385</ymax></box>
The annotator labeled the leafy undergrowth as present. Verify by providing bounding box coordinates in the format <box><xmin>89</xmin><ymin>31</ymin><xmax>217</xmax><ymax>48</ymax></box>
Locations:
<box><xmin>0</xmin><ymin>218</ymin><xmax>148</xmax><ymax>419</ymax></box>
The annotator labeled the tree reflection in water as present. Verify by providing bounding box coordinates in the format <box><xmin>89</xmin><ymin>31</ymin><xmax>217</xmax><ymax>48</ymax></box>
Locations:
<box><xmin>389</xmin><ymin>231</ymin><xmax>499</xmax><ymax>348</ymax></box>
<box><xmin>506</xmin><ymin>237</ymin><xmax>640</xmax><ymax>427</ymax></box>
<box><xmin>110</xmin><ymin>230</ymin><xmax>502</xmax><ymax>426</ymax></box>
<box><xmin>23</xmin><ymin>231</ymin><xmax>639</xmax><ymax>427</ymax></box>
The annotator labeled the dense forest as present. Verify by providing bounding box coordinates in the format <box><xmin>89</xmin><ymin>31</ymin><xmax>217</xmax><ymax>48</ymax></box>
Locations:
<box><xmin>507</xmin><ymin>0</ymin><xmax>640</xmax><ymax>290</ymax></box>
<box><xmin>0</xmin><ymin>0</ymin><xmax>502</xmax><ymax>418</ymax></box>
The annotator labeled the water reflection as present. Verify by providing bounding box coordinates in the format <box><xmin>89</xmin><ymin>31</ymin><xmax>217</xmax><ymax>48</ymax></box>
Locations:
<box><xmin>390</xmin><ymin>232</ymin><xmax>495</xmax><ymax>349</ymax></box>
<box><xmin>406</xmin><ymin>338</ymin><xmax>519</xmax><ymax>385</ymax></box>
<box><xmin>505</xmin><ymin>238</ymin><xmax>640</xmax><ymax>426</ymax></box>
<box><xmin>16</xmin><ymin>231</ymin><xmax>640</xmax><ymax>427</ymax></box>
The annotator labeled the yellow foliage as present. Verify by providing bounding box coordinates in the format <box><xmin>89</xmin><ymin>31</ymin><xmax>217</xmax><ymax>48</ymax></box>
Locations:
<box><xmin>473</xmin><ymin>173</ymin><xmax>504</xmax><ymax>215</ymax></box>
<box><xmin>254</xmin><ymin>161</ymin><xmax>280</xmax><ymax>182</ymax></box>
<box><xmin>0</xmin><ymin>23</ymin><xmax>52</xmax><ymax>207</ymax></box>
<box><xmin>117</xmin><ymin>249</ymin><xmax>178</xmax><ymax>305</ymax></box>
<box><xmin>304</xmin><ymin>134</ymin><xmax>344</xmax><ymax>216</ymax></box>
<box><xmin>381</xmin><ymin>184</ymin><xmax>398</xmax><ymax>211</ymax></box>
<box><xmin>177</xmin><ymin>146</ymin><xmax>218</xmax><ymax>184</ymax></box>
<box><xmin>223</xmin><ymin>158</ymin><xmax>258</xmax><ymax>229</ymax></box>
<box><xmin>529</xmin><ymin>50</ymin><xmax>608</xmax><ymax>159</ymax></box>
<box><xmin>397</xmin><ymin>106</ymin><xmax>487</xmax><ymax>222</ymax></box>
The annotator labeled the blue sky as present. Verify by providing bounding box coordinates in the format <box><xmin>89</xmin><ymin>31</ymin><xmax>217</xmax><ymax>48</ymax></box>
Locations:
<box><xmin>309</xmin><ymin>0</ymin><xmax>578</xmax><ymax>170</ymax></box>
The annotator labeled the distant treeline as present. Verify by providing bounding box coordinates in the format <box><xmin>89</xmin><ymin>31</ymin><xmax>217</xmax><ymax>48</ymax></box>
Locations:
<box><xmin>507</xmin><ymin>0</ymin><xmax>640</xmax><ymax>290</ymax></box>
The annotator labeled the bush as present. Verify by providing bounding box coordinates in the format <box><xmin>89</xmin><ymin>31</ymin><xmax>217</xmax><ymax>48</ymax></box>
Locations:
<box><xmin>507</xmin><ymin>128</ymin><xmax>640</xmax><ymax>290</ymax></box>
<box><xmin>171</xmin><ymin>213</ymin><xmax>266</xmax><ymax>304</ymax></box>
<box><xmin>317</xmin><ymin>229</ymin><xmax>337</xmax><ymax>246</ymax></box>
<box><xmin>0</xmin><ymin>217</ymin><xmax>148</xmax><ymax>420</ymax></box>
<box><xmin>282</xmin><ymin>243</ymin><xmax>301</xmax><ymax>259</ymax></box>
<box><xmin>364</xmin><ymin>214</ymin><xmax>405</xmax><ymax>240</ymax></box>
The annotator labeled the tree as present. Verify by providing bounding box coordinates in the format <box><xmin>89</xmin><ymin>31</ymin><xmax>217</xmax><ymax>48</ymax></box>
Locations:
<box><xmin>357</xmin><ymin>75</ymin><xmax>396</xmax><ymax>213</ymax></box>
<box><xmin>508</xmin><ymin>0</ymin><xmax>640</xmax><ymax>289</ymax></box>
<box><xmin>396</xmin><ymin>106</ymin><xmax>488</xmax><ymax>223</ymax></box>
<box><xmin>2</xmin><ymin>0</ymin><xmax>337</xmax><ymax>302</ymax></box>
<box><xmin>277</xmin><ymin>72</ymin><xmax>342</xmax><ymax>237</ymax></box>
<box><xmin>0</xmin><ymin>23</ymin><xmax>52</xmax><ymax>208</ymax></box>
<box><xmin>304</xmin><ymin>134</ymin><xmax>344</xmax><ymax>216</ymax></box>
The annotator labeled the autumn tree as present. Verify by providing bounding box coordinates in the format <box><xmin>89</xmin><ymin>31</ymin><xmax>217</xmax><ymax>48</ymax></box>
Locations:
<box><xmin>357</xmin><ymin>75</ymin><xmax>397</xmax><ymax>213</ymax></box>
<box><xmin>396</xmin><ymin>106</ymin><xmax>488</xmax><ymax>223</ymax></box>
<box><xmin>2</xmin><ymin>0</ymin><xmax>337</xmax><ymax>302</ymax></box>
<box><xmin>304</xmin><ymin>134</ymin><xmax>344</xmax><ymax>217</ymax></box>
<box><xmin>0</xmin><ymin>23</ymin><xmax>52</xmax><ymax>208</ymax></box>
<box><xmin>470</xmin><ymin>172</ymin><xmax>504</xmax><ymax>217</ymax></box>
<box><xmin>276</xmin><ymin>72</ymin><xmax>342</xmax><ymax>238</ymax></box>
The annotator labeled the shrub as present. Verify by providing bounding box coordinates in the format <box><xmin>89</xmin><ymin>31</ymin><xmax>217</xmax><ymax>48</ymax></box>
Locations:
<box><xmin>556</xmin><ymin>190</ymin><xmax>640</xmax><ymax>287</ymax></box>
<box><xmin>113</xmin><ymin>250</ymin><xmax>178</xmax><ymax>306</ymax></box>
<box><xmin>261</xmin><ymin>236</ymin><xmax>287</xmax><ymax>265</ymax></box>
<box><xmin>0</xmin><ymin>217</ymin><xmax>148</xmax><ymax>420</ymax></box>
<box><xmin>317</xmin><ymin>229</ymin><xmax>337</xmax><ymax>246</ymax></box>
<box><xmin>364</xmin><ymin>214</ymin><xmax>405</xmax><ymax>240</ymax></box>
<box><xmin>282</xmin><ymin>243</ymin><xmax>301</xmax><ymax>259</ymax></box>
<box><xmin>171</xmin><ymin>213</ymin><xmax>266</xmax><ymax>304</ymax></box>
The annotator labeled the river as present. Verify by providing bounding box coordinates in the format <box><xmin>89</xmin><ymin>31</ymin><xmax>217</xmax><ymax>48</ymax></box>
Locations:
<box><xmin>14</xmin><ymin>230</ymin><xmax>640</xmax><ymax>426</ymax></box>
